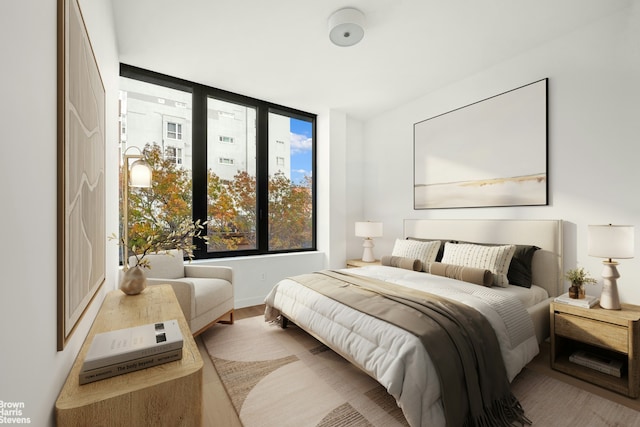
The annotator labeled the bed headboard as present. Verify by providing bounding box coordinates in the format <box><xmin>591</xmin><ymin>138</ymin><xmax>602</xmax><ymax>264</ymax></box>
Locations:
<box><xmin>403</xmin><ymin>219</ymin><xmax>563</xmax><ymax>297</ymax></box>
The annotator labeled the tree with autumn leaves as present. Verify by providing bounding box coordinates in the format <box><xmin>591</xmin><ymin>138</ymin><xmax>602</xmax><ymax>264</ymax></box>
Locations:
<box><xmin>121</xmin><ymin>143</ymin><xmax>312</xmax><ymax>260</ymax></box>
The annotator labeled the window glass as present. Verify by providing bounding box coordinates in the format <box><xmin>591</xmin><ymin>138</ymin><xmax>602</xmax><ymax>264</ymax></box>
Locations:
<box><xmin>268</xmin><ymin>113</ymin><xmax>314</xmax><ymax>250</ymax></box>
<box><xmin>207</xmin><ymin>97</ymin><xmax>257</xmax><ymax>252</ymax></box>
<box><xmin>167</xmin><ymin>122</ymin><xmax>182</xmax><ymax>140</ymax></box>
<box><xmin>118</xmin><ymin>78</ymin><xmax>192</xmax><ymax>262</ymax></box>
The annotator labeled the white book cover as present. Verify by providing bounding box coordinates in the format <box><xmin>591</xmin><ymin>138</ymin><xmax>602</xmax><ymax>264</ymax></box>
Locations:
<box><xmin>554</xmin><ymin>293</ymin><xmax>599</xmax><ymax>308</ymax></box>
<box><xmin>82</xmin><ymin>319</ymin><xmax>183</xmax><ymax>372</ymax></box>
<box><xmin>79</xmin><ymin>348</ymin><xmax>183</xmax><ymax>384</ymax></box>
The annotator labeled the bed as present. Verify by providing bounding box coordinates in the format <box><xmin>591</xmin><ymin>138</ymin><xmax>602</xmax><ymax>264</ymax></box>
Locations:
<box><xmin>264</xmin><ymin>219</ymin><xmax>563</xmax><ymax>427</ymax></box>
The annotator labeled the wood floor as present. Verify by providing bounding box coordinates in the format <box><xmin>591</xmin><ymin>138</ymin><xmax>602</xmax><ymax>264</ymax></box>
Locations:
<box><xmin>197</xmin><ymin>305</ymin><xmax>640</xmax><ymax>426</ymax></box>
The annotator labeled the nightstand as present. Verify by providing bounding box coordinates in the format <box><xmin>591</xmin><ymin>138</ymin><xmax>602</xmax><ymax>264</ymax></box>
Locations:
<box><xmin>346</xmin><ymin>259</ymin><xmax>381</xmax><ymax>268</ymax></box>
<box><xmin>550</xmin><ymin>301</ymin><xmax>640</xmax><ymax>397</ymax></box>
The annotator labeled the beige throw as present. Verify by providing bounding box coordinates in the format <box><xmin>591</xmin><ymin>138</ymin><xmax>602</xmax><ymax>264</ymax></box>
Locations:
<box><xmin>292</xmin><ymin>270</ymin><xmax>529</xmax><ymax>427</ymax></box>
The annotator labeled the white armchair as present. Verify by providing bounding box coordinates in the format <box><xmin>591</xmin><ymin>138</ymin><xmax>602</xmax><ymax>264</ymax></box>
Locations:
<box><xmin>131</xmin><ymin>250</ymin><xmax>234</xmax><ymax>335</ymax></box>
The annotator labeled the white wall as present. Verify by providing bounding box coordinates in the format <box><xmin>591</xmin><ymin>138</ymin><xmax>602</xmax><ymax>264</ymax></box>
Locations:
<box><xmin>0</xmin><ymin>1</ymin><xmax>119</xmax><ymax>425</ymax></box>
<box><xmin>199</xmin><ymin>252</ymin><xmax>324</xmax><ymax>307</ymax></box>
<box><xmin>357</xmin><ymin>3</ymin><xmax>640</xmax><ymax>304</ymax></box>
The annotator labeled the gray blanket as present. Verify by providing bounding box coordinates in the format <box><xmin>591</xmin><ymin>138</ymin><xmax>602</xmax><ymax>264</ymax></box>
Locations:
<box><xmin>293</xmin><ymin>270</ymin><xmax>530</xmax><ymax>427</ymax></box>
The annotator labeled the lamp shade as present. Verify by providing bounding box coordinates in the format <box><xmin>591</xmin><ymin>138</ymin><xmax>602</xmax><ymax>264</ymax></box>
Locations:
<box><xmin>129</xmin><ymin>160</ymin><xmax>152</xmax><ymax>188</ymax></box>
<box><xmin>588</xmin><ymin>224</ymin><xmax>634</xmax><ymax>259</ymax></box>
<box><xmin>355</xmin><ymin>221</ymin><xmax>383</xmax><ymax>238</ymax></box>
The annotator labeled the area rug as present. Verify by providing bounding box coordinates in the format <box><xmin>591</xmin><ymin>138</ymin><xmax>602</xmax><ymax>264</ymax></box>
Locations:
<box><xmin>202</xmin><ymin>316</ymin><xmax>640</xmax><ymax>427</ymax></box>
<box><xmin>201</xmin><ymin>315</ymin><xmax>409</xmax><ymax>427</ymax></box>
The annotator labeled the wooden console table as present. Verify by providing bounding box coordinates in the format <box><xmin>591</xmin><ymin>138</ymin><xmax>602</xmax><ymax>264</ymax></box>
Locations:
<box><xmin>56</xmin><ymin>285</ymin><xmax>203</xmax><ymax>426</ymax></box>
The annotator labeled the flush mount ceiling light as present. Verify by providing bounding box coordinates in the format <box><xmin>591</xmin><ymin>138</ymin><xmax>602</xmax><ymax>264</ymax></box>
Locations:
<box><xmin>328</xmin><ymin>7</ymin><xmax>365</xmax><ymax>47</ymax></box>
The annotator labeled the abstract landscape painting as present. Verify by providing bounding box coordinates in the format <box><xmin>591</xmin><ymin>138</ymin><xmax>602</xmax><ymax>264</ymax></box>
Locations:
<box><xmin>414</xmin><ymin>79</ymin><xmax>547</xmax><ymax>209</ymax></box>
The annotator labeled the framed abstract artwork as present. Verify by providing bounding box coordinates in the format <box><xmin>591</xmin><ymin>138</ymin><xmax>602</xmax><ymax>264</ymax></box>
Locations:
<box><xmin>57</xmin><ymin>0</ymin><xmax>105</xmax><ymax>350</ymax></box>
<box><xmin>414</xmin><ymin>79</ymin><xmax>548</xmax><ymax>209</ymax></box>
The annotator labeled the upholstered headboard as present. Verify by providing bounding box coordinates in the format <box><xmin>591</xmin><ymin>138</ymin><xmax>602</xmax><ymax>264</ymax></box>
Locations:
<box><xmin>403</xmin><ymin>219</ymin><xmax>563</xmax><ymax>297</ymax></box>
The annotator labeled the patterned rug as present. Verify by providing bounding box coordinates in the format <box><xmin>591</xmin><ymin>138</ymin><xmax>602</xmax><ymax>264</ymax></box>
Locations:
<box><xmin>201</xmin><ymin>315</ymin><xmax>409</xmax><ymax>427</ymax></box>
<box><xmin>202</xmin><ymin>316</ymin><xmax>640</xmax><ymax>427</ymax></box>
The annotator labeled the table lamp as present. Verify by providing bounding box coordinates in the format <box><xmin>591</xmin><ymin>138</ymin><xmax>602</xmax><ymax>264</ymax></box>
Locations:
<box><xmin>588</xmin><ymin>224</ymin><xmax>634</xmax><ymax>310</ymax></box>
<box><xmin>355</xmin><ymin>221</ymin><xmax>383</xmax><ymax>262</ymax></box>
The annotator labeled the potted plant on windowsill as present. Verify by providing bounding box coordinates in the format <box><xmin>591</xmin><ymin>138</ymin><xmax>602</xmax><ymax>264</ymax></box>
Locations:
<box><xmin>564</xmin><ymin>266</ymin><xmax>597</xmax><ymax>299</ymax></box>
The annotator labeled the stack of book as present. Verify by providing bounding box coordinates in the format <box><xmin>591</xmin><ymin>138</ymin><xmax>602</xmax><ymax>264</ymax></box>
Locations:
<box><xmin>569</xmin><ymin>350</ymin><xmax>623</xmax><ymax>377</ymax></box>
<box><xmin>554</xmin><ymin>293</ymin><xmax>599</xmax><ymax>308</ymax></box>
<box><xmin>79</xmin><ymin>319</ymin><xmax>184</xmax><ymax>385</ymax></box>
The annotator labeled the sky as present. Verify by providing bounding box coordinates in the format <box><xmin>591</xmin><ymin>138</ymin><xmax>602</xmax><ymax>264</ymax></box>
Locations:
<box><xmin>289</xmin><ymin>118</ymin><xmax>313</xmax><ymax>184</ymax></box>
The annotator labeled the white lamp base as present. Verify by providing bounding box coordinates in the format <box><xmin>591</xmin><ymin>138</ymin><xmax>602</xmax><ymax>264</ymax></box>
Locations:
<box><xmin>600</xmin><ymin>261</ymin><xmax>621</xmax><ymax>310</ymax></box>
<box><xmin>361</xmin><ymin>238</ymin><xmax>375</xmax><ymax>262</ymax></box>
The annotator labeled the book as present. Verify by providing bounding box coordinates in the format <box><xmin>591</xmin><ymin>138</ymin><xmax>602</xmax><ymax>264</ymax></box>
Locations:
<box><xmin>79</xmin><ymin>348</ymin><xmax>183</xmax><ymax>385</ymax></box>
<box><xmin>82</xmin><ymin>319</ymin><xmax>183</xmax><ymax>372</ymax></box>
<box><xmin>554</xmin><ymin>293</ymin><xmax>599</xmax><ymax>308</ymax></box>
<box><xmin>569</xmin><ymin>350</ymin><xmax>623</xmax><ymax>377</ymax></box>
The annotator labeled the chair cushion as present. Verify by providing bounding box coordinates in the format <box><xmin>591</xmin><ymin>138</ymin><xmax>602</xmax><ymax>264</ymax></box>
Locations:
<box><xmin>190</xmin><ymin>278</ymin><xmax>233</xmax><ymax>317</ymax></box>
<box><xmin>142</xmin><ymin>249</ymin><xmax>185</xmax><ymax>279</ymax></box>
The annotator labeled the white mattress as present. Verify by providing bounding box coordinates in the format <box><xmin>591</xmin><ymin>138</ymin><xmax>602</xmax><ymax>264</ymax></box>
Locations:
<box><xmin>264</xmin><ymin>266</ymin><xmax>540</xmax><ymax>427</ymax></box>
<box><xmin>495</xmin><ymin>282</ymin><xmax>549</xmax><ymax>308</ymax></box>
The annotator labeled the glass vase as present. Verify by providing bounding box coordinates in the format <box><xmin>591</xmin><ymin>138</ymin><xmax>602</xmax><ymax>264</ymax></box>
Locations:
<box><xmin>568</xmin><ymin>284</ymin><xmax>579</xmax><ymax>299</ymax></box>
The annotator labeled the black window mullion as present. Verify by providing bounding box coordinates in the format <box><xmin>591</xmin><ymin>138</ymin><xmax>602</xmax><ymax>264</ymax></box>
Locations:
<box><xmin>256</xmin><ymin>104</ymin><xmax>269</xmax><ymax>253</ymax></box>
<box><xmin>192</xmin><ymin>85</ymin><xmax>208</xmax><ymax>256</ymax></box>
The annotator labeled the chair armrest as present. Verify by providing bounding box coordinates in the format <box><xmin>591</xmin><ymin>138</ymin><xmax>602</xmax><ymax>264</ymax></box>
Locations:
<box><xmin>184</xmin><ymin>265</ymin><xmax>233</xmax><ymax>283</ymax></box>
<box><xmin>146</xmin><ymin>278</ymin><xmax>196</xmax><ymax>322</ymax></box>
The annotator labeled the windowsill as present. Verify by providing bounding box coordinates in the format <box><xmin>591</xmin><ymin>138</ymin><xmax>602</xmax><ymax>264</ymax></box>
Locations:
<box><xmin>189</xmin><ymin>251</ymin><xmax>324</xmax><ymax>264</ymax></box>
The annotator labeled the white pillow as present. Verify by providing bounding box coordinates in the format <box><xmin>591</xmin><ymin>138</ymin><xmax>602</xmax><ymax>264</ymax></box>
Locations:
<box><xmin>391</xmin><ymin>239</ymin><xmax>441</xmax><ymax>272</ymax></box>
<box><xmin>441</xmin><ymin>242</ymin><xmax>516</xmax><ymax>287</ymax></box>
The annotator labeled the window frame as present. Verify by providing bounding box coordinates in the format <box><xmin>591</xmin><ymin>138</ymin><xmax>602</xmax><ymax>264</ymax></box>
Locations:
<box><xmin>120</xmin><ymin>63</ymin><xmax>317</xmax><ymax>259</ymax></box>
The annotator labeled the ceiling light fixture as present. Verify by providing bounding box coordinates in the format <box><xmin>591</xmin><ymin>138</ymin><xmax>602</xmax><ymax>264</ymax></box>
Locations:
<box><xmin>328</xmin><ymin>7</ymin><xmax>365</xmax><ymax>47</ymax></box>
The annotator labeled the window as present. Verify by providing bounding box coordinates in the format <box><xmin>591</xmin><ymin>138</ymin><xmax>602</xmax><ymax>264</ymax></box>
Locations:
<box><xmin>120</xmin><ymin>64</ymin><xmax>316</xmax><ymax>259</ymax></box>
<box><xmin>268</xmin><ymin>113</ymin><xmax>314</xmax><ymax>250</ymax></box>
<box><xmin>165</xmin><ymin>146</ymin><xmax>183</xmax><ymax>165</ymax></box>
<box><xmin>118</xmin><ymin>73</ymin><xmax>193</xmax><ymax>264</ymax></box>
<box><xmin>166</xmin><ymin>146</ymin><xmax>177</xmax><ymax>162</ymax></box>
<box><xmin>167</xmin><ymin>122</ymin><xmax>182</xmax><ymax>140</ymax></box>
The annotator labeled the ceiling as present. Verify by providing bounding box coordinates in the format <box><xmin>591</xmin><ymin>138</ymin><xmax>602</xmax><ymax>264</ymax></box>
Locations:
<box><xmin>110</xmin><ymin>0</ymin><xmax>629</xmax><ymax>121</ymax></box>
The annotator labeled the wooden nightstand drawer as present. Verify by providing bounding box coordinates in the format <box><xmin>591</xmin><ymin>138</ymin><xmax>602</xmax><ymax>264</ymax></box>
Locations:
<box><xmin>555</xmin><ymin>312</ymin><xmax>628</xmax><ymax>353</ymax></box>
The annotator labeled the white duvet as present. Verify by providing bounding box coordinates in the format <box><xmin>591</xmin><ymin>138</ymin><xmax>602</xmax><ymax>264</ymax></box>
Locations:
<box><xmin>264</xmin><ymin>266</ymin><xmax>540</xmax><ymax>427</ymax></box>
